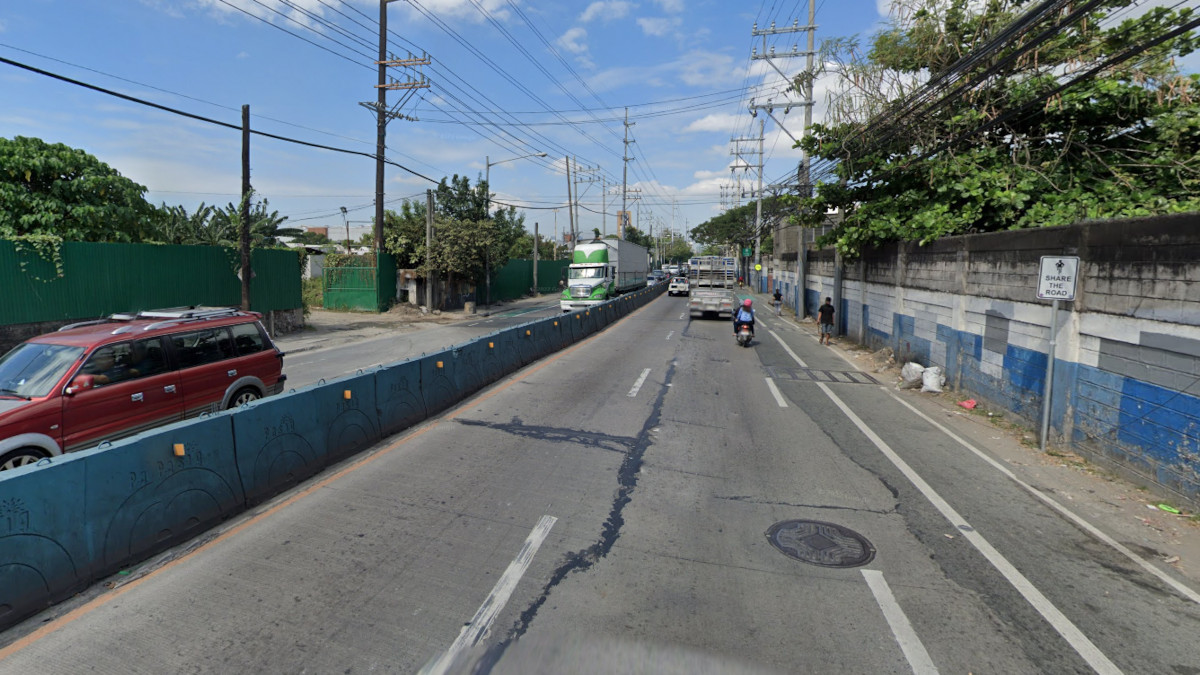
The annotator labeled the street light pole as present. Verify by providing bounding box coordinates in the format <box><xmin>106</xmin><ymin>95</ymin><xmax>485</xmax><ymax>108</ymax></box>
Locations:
<box><xmin>340</xmin><ymin>206</ymin><xmax>350</xmax><ymax>254</ymax></box>
<box><xmin>483</xmin><ymin>151</ymin><xmax>547</xmax><ymax>312</ymax></box>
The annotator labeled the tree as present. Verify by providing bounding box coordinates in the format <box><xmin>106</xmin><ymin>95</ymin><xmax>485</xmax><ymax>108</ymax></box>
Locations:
<box><xmin>622</xmin><ymin>224</ymin><xmax>654</xmax><ymax>250</ymax></box>
<box><xmin>153</xmin><ymin>203</ymin><xmax>217</xmax><ymax>245</ymax></box>
<box><xmin>381</xmin><ymin>176</ymin><xmax>528</xmax><ymax>282</ymax></box>
<box><xmin>789</xmin><ymin>0</ymin><xmax>1200</xmax><ymax>258</ymax></box>
<box><xmin>210</xmin><ymin>195</ymin><xmax>300</xmax><ymax>247</ymax></box>
<box><xmin>0</xmin><ymin>136</ymin><xmax>158</xmax><ymax>242</ymax></box>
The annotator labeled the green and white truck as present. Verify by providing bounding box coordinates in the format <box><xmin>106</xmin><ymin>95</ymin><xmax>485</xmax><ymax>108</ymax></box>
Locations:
<box><xmin>560</xmin><ymin>237</ymin><xmax>650</xmax><ymax>312</ymax></box>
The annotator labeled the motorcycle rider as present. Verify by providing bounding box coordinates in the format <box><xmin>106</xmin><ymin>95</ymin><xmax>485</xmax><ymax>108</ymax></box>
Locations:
<box><xmin>733</xmin><ymin>298</ymin><xmax>755</xmax><ymax>339</ymax></box>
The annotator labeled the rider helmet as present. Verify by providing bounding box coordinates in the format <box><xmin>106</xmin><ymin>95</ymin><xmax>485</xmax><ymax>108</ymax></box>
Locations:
<box><xmin>742</xmin><ymin>299</ymin><xmax>752</xmax><ymax>307</ymax></box>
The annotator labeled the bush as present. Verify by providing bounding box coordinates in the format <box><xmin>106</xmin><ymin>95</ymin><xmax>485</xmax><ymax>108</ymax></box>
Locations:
<box><xmin>301</xmin><ymin>277</ymin><xmax>323</xmax><ymax>316</ymax></box>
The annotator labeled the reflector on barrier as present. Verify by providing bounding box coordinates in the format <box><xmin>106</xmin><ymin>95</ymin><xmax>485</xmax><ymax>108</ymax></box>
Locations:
<box><xmin>230</xmin><ymin>388</ymin><xmax>326</xmax><ymax>505</ymax></box>
<box><xmin>310</xmin><ymin>371</ymin><xmax>381</xmax><ymax>463</ymax></box>
<box><xmin>375</xmin><ymin>358</ymin><xmax>428</xmax><ymax>436</ymax></box>
<box><xmin>81</xmin><ymin>413</ymin><xmax>244</xmax><ymax>575</ymax></box>
<box><xmin>418</xmin><ymin>351</ymin><xmax>459</xmax><ymax>416</ymax></box>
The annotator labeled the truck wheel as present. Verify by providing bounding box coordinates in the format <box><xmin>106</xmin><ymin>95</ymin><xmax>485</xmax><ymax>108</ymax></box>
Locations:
<box><xmin>0</xmin><ymin>447</ymin><xmax>47</xmax><ymax>471</ymax></box>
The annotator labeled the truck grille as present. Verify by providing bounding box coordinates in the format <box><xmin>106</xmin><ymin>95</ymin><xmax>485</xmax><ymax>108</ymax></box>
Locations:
<box><xmin>570</xmin><ymin>287</ymin><xmax>592</xmax><ymax>298</ymax></box>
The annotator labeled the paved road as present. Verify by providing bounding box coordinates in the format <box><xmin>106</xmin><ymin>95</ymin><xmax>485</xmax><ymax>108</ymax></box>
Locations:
<box><xmin>281</xmin><ymin>300</ymin><xmax>563</xmax><ymax>390</ymax></box>
<box><xmin>2</xmin><ymin>294</ymin><xmax>1198</xmax><ymax>673</ymax></box>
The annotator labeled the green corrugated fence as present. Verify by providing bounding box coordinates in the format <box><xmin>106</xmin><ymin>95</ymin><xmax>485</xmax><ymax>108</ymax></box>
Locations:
<box><xmin>489</xmin><ymin>259</ymin><xmax>570</xmax><ymax>302</ymax></box>
<box><xmin>0</xmin><ymin>240</ymin><xmax>302</xmax><ymax>325</ymax></box>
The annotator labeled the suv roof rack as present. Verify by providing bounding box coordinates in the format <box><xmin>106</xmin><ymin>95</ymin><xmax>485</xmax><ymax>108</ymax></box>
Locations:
<box><xmin>135</xmin><ymin>306</ymin><xmax>241</xmax><ymax>320</ymax></box>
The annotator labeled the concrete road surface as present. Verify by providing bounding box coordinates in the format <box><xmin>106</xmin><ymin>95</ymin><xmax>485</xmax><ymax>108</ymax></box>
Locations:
<box><xmin>2</xmin><ymin>294</ymin><xmax>1199</xmax><ymax>674</ymax></box>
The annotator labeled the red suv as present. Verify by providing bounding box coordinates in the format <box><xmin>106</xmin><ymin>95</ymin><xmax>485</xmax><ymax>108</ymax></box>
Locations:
<box><xmin>0</xmin><ymin>307</ymin><xmax>286</xmax><ymax>471</ymax></box>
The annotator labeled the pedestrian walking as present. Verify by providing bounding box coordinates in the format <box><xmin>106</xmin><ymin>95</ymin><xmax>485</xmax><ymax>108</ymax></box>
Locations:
<box><xmin>772</xmin><ymin>288</ymin><xmax>783</xmax><ymax>316</ymax></box>
<box><xmin>818</xmin><ymin>297</ymin><xmax>835</xmax><ymax>345</ymax></box>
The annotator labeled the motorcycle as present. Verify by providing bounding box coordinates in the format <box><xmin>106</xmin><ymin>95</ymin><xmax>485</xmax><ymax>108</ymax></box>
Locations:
<box><xmin>736</xmin><ymin>324</ymin><xmax>753</xmax><ymax>348</ymax></box>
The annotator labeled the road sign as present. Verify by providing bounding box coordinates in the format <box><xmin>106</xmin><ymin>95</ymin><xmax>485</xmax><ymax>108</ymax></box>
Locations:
<box><xmin>755</xmin><ymin>264</ymin><xmax>762</xmax><ymax>271</ymax></box>
<box><xmin>742</xmin><ymin>247</ymin><xmax>752</xmax><ymax>257</ymax></box>
<box><xmin>1037</xmin><ymin>256</ymin><xmax>1079</xmax><ymax>301</ymax></box>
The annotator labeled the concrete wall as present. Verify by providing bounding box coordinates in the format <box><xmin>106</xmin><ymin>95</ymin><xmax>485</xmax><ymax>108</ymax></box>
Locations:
<box><xmin>768</xmin><ymin>213</ymin><xmax>1200</xmax><ymax>504</ymax></box>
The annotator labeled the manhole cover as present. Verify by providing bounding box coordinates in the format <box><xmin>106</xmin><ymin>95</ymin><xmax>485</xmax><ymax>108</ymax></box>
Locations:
<box><xmin>766</xmin><ymin>520</ymin><xmax>876</xmax><ymax>568</ymax></box>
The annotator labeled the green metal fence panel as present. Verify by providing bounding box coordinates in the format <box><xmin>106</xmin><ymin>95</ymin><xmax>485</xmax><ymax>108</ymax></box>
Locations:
<box><xmin>377</xmin><ymin>252</ymin><xmax>397</xmax><ymax>312</ymax></box>
<box><xmin>487</xmin><ymin>259</ymin><xmax>569</xmax><ymax>302</ymax></box>
<box><xmin>322</xmin><ymin>265</ymin><xmax>378</xmax><ymax>311</ymax></box>
<box><xmin>0</xmin><ymin>241</ymin><xmax>302</xmax><ymax>325</ymax></box>
<box><xmin>537</xmin><ymin>259</ymin><xmax>569</xmax><ymax>295</ymax></box>
<box><xmin>250</xmin><ymin>248</ymin><xmax>303</xmax><ymax>313</ymax></box>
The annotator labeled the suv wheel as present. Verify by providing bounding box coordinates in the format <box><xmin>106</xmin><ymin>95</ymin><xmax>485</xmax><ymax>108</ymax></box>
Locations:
<box><xmin>0</xmin><ymin>447</ymin><xmax>47</xmax><ymax>471</ymax></box>
<box><xmin>229</xmin><ymin>387</ymin><xmax>262</xmax><ymax>409</ymax></box>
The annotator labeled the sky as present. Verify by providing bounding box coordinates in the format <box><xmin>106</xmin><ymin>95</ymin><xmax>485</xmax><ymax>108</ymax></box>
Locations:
<box><xmin>2</xmin><ymin>1</ymin><xmax>1194</xmax><ymax>246</ymax></box>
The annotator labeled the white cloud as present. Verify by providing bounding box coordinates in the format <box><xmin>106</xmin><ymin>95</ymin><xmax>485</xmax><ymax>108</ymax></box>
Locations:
<box><xmin>637</xmin><ymin>16</ymin><xmax>680</xmax><ymax>36</ymax></box>
<box><xmin>580</xmin><ymin>1</ymin><xmax>635</xmax><ymax>23</ymax></box>
<box><xmin>557</xmin><ymin>27</ymin><xmax>589</xmax><ymax>54</ymax></box>
<box><xmin>682</xmin><ymin>113</ymin><xmax>741</xmax><ymax>134</ymax></box>
<box><xmin>654</xmin><ymin>0</ymin><xmax>684</xmax><ymax>12</ymax></box>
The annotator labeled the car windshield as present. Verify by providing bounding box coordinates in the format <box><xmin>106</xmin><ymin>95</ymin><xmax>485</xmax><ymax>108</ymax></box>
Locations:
<box><xmin>0</xmin><ymin>342</ymin><xmax>85</xmax><ymax>398</ymax></box>
<box><xmin>569</xmin><ymin>267</ymin><xmax>604</xmax><ymax>280</ymax></box>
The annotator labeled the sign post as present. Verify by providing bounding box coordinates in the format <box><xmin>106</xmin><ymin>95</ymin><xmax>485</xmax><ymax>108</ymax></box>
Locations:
<box><xmin>1037</xmin><ymin>256</ymin><xmax>1079</xmax><ymax>452</ymax></box>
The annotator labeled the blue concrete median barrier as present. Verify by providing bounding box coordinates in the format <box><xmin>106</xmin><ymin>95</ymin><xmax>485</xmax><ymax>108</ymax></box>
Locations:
<box><xmin>523</xmin><ymin>320</ymin><xmax>550</xmax><ymax>361</ymax></box>
<box><xmin>312</xmin><ymin>370</ymin><xmax>381</xmax><ymax>463</ymax></box>
<box><xmin>454</xmin><ymin>339</ymin><xmax>499</xmax><ymax>395</ymax></box>
<box><xmin>546</xmin><ymin>316</ymin><xmax>570</xmax><ymax>351</ymax></box>
<box><xmin>488</xmin><ymin>327</ymin><xmax>524</xmax><ymax>374</ymax></box>
<box><xmin>82</xmin><ymin>413</ymin><xmax>244</xmax><ymax>575</ymax></box>
<box><xmin>451</xmin><ymin>341</ymin><xmax>485</xmax><ymax>396</ymax></box>
<box><xmin>0</xmin><ymin>455</ymin><xmax>91</xmax><ymax>631</ymax></box>
<box><xmin>515</xmin><ymin>322</ymin><xmax>544</xmax><ymax>364</ymax></box>
<box><xmin>476</xmin><ymin>333</ymin><xmax>510</xmax><ymax>385</ymax></box>
<box><xmin>231</xmin><ymin>388</ymin><xmax>327</xmax><ymax>505</ymax></box>
<box><xmin>566</xmin><ymin>311</ymin><xmax>584</xmax><ymax>343</ymax></box>
<box><xmin>418</xmin><ymin>351</ymin><xmax>459</xmax><ymax>416</ymax></box>
<box><xmin>375</xmin><ymin>358</ymin><xmax>428</xmax><ymax>437</ymax></box>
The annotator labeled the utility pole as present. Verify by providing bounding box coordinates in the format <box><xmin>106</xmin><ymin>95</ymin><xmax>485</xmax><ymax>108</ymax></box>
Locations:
<box><xmin>532</xmin><ymin>221</ymin><xmax>539</xmax><ymax>295</ymax></box>
<box><xmin>730</xmin><ymin>125</ymin><xmax>764</xmax><ymax>285</ymax></box>
<box><xmin>425</xmin><ymin>189</ymin><xmax>433</xmax><ymax>310</ymax></box>
<box><xmin>364</xmin><ymin>0</ymin><xmax>428</xmax><ymax>254</ymax></box>
<box><xmin>801</xmin><ymin>0</ymin><xmax>817</xmax><ymax>200</ymax></box>
<box><xmin>239</xmin><ymin>104</ymin><xmax>251</xmax><ymax>312</ymax></box>
<box><xmin>565</xmin><ymin>156</ymin><xmax>575</xmax><ymax>251</ymax></box>
<box><xmin>755</xmin><ymin>118</ymin><xmax>764</xmax><ymax>289</ymax></box>
<box><xmin>622</xmin><ymin>107</ymin><xmax>635</xmax><ymax>240</ymax></box>
<box><xmin>574</xmin><ymin>161</ymin><xmax>602</xmax><ymax>238</ymax></box>
<box><xmin>601</xmin><ymin>175</ymin><xmax>607</xmax><ymax>236</ymax></box>
<box><xmin>749</xmin><ymin>14</ymin><xmax>818</xmax><ymax>267</ymax></box>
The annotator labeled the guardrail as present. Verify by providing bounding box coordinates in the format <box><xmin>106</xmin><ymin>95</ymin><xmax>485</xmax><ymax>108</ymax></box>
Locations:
<box><xmin>0</xmin><ymin>285</ymin><xmax>666</xmax><ymax>631</ymax></box>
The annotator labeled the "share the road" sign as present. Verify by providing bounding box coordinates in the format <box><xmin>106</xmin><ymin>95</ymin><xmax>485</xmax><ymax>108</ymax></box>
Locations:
<box><xmin>1037</xmin><ymin>256</ymin><xmax>1080</xmax><ymax>301</ymax></box>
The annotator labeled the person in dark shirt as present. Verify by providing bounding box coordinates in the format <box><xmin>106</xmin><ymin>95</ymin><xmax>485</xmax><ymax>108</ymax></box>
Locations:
<box><xmin>817</xmin><ymin>297</ymin><xmax>835</xmax><ymax>345</ymax></box>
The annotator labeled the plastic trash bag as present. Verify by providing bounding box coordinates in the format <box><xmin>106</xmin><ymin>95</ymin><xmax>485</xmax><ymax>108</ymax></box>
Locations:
<box><xmin>921</xmin><ymin>366</ymin><xmax>945</xmax><ymax>393</ymax></box>
<box><xmin>900</xmin><ymin>362</ymin><xmax>925</xmax><ymax>389</ymax></box>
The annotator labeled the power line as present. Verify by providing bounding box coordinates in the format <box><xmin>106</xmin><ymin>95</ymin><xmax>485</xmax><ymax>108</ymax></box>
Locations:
<box><xmin>0</xmin><ymin>55</ymin><xmax>438</xmax><ymax>184</ymax></box>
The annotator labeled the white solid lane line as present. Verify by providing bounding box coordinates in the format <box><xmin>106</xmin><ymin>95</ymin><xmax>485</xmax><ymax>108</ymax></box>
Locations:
<box><xmin>862</xmin><ymin>570</ymin><xmax>939</xmax><ymax>675</ymax></box>
<box><xmin>765</xmin><ymin>377</ymin><xmax>788</xmax><ymax>407</ymax></box>
<box><xmin>883</xmin><ymin>389</ymin><xmax>1200</xmax><ymax>607</ymax></box>
<box><xmin>770</xmin><ymin>327</ymin><xmax>1122</xmax><ymax>674</ymax></box>
<box><xmin>421</xmin><ymin>515</ymin><xmax>558</xmax><ymax>675</ymax></box>
<box><xmin>818</xmin><ymin>382</ymin><xmax>1121</xmax><ymax>675</ymax></box>
<box><xmin>627</xmin><ymin>368</ymin><xmax>652</xmax><ymax>397</ymax></box>
<box><xmin>816</xmin><ymin>328</ymin><xmax>1200</xmax><ymax>607</ymax></box>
